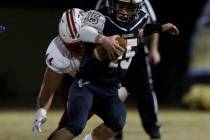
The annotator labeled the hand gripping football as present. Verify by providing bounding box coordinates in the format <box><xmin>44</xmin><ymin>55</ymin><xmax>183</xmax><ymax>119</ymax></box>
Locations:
<box><xmin>115</xmin><ymin>36</ymin><xmax>127</xmax><ymax>50</ymax></box>
<box><xmin>94</xmin><ymin>37</ymin><xmax>127</xmax><ymax>61</ymax></box>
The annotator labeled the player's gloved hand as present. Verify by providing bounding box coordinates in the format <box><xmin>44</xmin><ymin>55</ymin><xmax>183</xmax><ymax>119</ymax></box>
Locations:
<box><xmin>32</xmin><ymin>108</ymin><xmax>47</xmax><ymax>133</ymax></box>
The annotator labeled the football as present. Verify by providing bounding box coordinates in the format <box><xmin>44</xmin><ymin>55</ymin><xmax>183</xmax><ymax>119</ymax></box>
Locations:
<box><xmin>94</xmin><ymin>37</ymin><xmax>127</xmax><ymax>61</ymax></box>
<box><xmin>116</xmin><ymin>36</ymin><xmax>127</xmax><ymax>50</ymax></box>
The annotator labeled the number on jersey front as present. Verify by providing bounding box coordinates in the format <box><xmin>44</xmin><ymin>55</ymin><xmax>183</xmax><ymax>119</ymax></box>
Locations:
<box><xmin>109</xmin><ymin>38</ymin><xmax>138</xmax><ymax>69</ymax></box>
<box><xmin>109</xmin><ymin>49</ymin><xmax>136</xmax><ymax>70</ymax></box>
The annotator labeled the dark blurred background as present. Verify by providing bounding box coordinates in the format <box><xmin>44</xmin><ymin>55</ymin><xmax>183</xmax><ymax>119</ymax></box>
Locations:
<box><xmin>0</xmin><ymin>0</ymin><xmax>208</xmax><ymax>108</ymax></box>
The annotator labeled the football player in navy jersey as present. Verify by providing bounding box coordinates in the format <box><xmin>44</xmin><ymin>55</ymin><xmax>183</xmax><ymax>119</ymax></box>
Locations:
<box><xmin>50</xmin><ymin>0</ymin><xmax>179</xmax><ymax>140</ymax></box>
<box><xmin>94</xmin><ymin>1</ymin><xmax>161</xmax><ymax>139</ymax></box>
<box><xmin>95</xmin><ymin>1</ymin><xmax>162</xmax><ymax>140</ymax></box>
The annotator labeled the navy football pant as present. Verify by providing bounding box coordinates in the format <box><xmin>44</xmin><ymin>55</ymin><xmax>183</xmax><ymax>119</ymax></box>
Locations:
<box><xmin>65</xmin><ymin>79</ymin><xmax>126</xmax><ymax>136</ymax></box>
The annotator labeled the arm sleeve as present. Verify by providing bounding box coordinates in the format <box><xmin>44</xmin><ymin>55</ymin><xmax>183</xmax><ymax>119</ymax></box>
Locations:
<box><xmin>79</xmin><ymin>26</ymin><xmax>100</xmax><ymax>43</ymax></box>
<box><xmin>45</xmin><ymin>37</ymin><xmax>70</xmax><ymax>74</ymax></box>
<box><xmin>143</xmin><ymin>23</ymin><xmax>162</xmax><ymax>37</ymax></box>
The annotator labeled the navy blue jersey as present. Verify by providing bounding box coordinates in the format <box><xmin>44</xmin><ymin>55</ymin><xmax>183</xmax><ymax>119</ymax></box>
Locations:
<box><xmin>76</xmin><ymin>9</ymin><xmax>148</xmax><ymax>88</ymax></box>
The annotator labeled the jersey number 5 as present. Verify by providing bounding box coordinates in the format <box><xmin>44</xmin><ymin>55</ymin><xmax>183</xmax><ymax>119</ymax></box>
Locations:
<box><xmin>109</xmin><ymin>49</ymin><xmax>136</xmax><ymax>70</ymax></box>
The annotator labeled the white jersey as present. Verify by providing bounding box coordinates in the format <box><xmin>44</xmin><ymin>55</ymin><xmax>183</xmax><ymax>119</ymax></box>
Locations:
<box><xmin>45</xmin><ymin>10</ymin><xmax>104</xmax><ymax>77</ymax></box>
<box><xmin>45</xmin><ymin>36</ymin><xmax>80</xmax><ymax>77</ymax></box>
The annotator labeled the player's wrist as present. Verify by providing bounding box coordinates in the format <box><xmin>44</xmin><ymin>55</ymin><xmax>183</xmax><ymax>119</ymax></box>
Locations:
<box><xmin>95</xmin><ymin>34</ymin><xmax>106</xmax><ymax>44</ymax></box>
<box><xmin>150</xmin><ymin>48</ymin><xmax>159</xmax><ymax>53</ymax></box>
<box><xmin>37</xmin><ymin>108</ymin><xmax>47</xmax><ymax>117</ymax></box>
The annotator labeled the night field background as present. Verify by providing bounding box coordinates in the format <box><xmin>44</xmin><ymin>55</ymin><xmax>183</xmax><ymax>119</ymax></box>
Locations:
<box><xmin>0</xmin><ymin>0</ymin><xmax>210</xmax><ymax>140</ymax></box>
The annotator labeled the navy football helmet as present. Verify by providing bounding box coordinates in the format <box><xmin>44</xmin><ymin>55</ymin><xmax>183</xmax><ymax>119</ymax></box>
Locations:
<box><xmin>108</xmin><ymin>0</ymin><xmax>144</xmax><ymax>22</ymax></box>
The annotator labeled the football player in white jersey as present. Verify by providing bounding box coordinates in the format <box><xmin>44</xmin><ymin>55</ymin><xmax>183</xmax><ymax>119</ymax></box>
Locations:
<box><xmin>32</xmin><ymin>8</ymin><xmax>126</xmax><ymax>138</ymax></box>
<box><xmin>32</xmin><ymin>8</ymin><xmax>85</xmax><ymax>134</ymax></box>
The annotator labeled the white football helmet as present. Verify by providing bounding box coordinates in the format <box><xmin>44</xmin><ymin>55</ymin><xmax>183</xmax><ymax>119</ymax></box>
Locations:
<box><xmin>59</xmin><ymin>8</ymin><xmax>85</xmax><ymax>45</ymax></box>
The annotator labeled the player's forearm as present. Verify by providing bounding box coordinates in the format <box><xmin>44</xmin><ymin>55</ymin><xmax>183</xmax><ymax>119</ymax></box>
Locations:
<box><xmin>36</xmin><ymin>68</ymin><xmax>63</xmax><ymax>111</ymax></box>
<box><xmin>79</xmin><ymin>25</ymin><xmax>107</xmax><ymax>44</ymax></box>
<box><xmin>79</xmin><ymin>26</ymin><xmax>100</xmax><ymax>43</ymax></box>
<box><xmin>150</xmin><ymin>33</ymin><xmax>159</xmax><ymax>52</ymax></box>
<box><xmin>79</xmin><ymin>25</ymin><xmax>122</xmax><ymax>60</ymax></box>
<box><xmin>37</xmin><ymin>84</ymin><xmax>55</xmax><ymax>111</ymax></box>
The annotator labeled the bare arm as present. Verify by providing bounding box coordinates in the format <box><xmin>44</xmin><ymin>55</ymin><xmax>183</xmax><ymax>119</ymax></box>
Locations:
<box><xmin>139</xmin><ymin>23</ymin><xmax>179</xmax><ymax>64</ymax></box>
<box><xmin>37</xmin><ymin>67</ymin><xmax>63</xmax><ymax>111</ymax></box>
<box><xmin>148</xmin><ymin>33</ymin><xmax>161</xmax><ymax>65</ymax></box>
<box><xmin>33</xmin><ymin>67</ymin><xmax>63</xmax><ymax>133</ymax></box>
<box><xmin>149</xmin><ymin>33</ymin><xmax>159</xmax><ymax>52</ymax></box>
